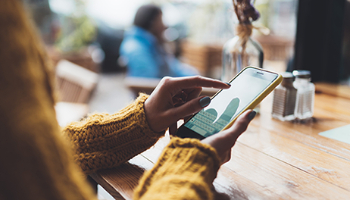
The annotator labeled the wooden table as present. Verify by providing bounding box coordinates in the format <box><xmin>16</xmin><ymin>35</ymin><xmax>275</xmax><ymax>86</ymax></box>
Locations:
<box><xmin>91</xmin><ymin>83</ymin><xmax>350</xmax><ymax>200</ymax></box>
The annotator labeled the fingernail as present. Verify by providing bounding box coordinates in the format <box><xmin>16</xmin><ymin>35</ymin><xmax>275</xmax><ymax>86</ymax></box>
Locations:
<box><xmin>248</xmin><ymin>111</ymin><xmax>256</xmax><ymax>121</ymax></box>
<box><xmin>199</xmin><ymin>96</ymin><xmax>211</xmax><ymax>108</ymax></box>
<box><xmin>225</xmin><ymin>82</ymin><xmax>231</xmax><ymax>86</ymax></box>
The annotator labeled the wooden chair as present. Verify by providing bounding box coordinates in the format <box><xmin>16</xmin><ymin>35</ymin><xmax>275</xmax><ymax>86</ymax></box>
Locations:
<box><xmin>47</xmin><ymin>47</ymin><xmax>100</xmax><ymax>73</ymax></box>
<box><xmin>255</xmin><ymin>35</ymin><xmax>294</xmax><ymax>62</ymax></box>
<box><xmin>55</xmin><ymin>60</ymin><xmax>99</xmax><ymax>103</ymax></box>
<box><xmin>180</xmin><ymin>41</ymin><xmax>222</xmax><ymax>78</ymax></box>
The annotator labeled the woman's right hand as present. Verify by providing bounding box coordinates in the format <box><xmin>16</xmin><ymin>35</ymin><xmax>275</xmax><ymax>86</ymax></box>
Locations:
<box><xmin>144</xmin><ymin>76</ymin><xmax>230</xmax><ymax>135</ymax></box>
<box><xmin>202</xmin><ymin>110</ymin><xmax>256</xmax><ymax>164</ymax></box>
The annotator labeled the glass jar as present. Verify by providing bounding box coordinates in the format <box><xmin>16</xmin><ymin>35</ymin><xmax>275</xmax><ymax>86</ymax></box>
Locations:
<box><xmin>272</xmin><ymin>72</ymin><xmax>297</xmax><ymax>121</ymax></box>
<box><xmin>293</xmin><ymin>70</ymin><xmax>315</xmax><ymax>120</ymax></box>
<box><xmin>221</xmin><ymin>31</ymin><xmax>264</xmax><ymax>82</ymax></box>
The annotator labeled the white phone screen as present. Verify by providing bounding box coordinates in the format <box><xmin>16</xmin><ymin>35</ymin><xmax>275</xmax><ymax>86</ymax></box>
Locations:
<box><xmin>184</xmin><ymin>68</ymin><xmax>278</xmax><ymax>137</ymax></box>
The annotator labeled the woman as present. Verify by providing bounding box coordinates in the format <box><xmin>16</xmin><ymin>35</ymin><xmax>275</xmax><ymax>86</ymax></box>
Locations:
<box><xmin>0</xmin><ymin>1</ymin><xmax>255</xmax><ymax>200</ymax></box>
<box><xmin>120</xmin><ymin>4</ymin><xmax>199</xmax><ymax>78</ymax></box>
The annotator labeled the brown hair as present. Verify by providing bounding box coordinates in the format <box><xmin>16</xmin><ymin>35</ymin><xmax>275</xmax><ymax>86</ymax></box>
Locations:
<box><xmin>133</xmin><ymin>4</ymin><xmax>162</xmax><ymax>31</ymax></box>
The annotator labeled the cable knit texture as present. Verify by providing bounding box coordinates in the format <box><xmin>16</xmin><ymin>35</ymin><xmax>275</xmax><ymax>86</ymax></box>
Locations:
<box><xmin>0</xmin><ymin>1</ymin><xmax>221</xmax><ymax>200</ymax></box>
<box><xmin>63</xmin><ymin>94</ymin><xmax>164</xmax><ymax>174</ymax></box>
<box><xmin>134</xmin><ymin>137</ymin><xmax>221</xmax><ymax>200</ymax></box>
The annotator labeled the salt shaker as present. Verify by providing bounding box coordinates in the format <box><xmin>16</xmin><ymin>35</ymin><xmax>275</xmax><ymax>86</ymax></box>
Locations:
<box><xmin>272</xmin><ymin>72</ymin><xmax>297</xmax><ymax>121</ymax></box>
<box><xmin>292</xmin><ymin>70</ymin><xmax>315</xmax><ymax>120</ymax></box>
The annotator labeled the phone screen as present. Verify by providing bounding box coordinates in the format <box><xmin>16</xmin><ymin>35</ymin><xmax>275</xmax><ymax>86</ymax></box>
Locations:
<box><xmin>183</xmin><ymin>68</ymin><xmax>278</xmax><ymax>138</ymax></box>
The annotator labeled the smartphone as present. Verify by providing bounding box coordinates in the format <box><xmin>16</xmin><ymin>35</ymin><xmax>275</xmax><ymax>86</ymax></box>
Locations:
<box><xmin>177</xmin><ymin>67</ymin><xmax>283</xmax><ymax>139</ymax></box>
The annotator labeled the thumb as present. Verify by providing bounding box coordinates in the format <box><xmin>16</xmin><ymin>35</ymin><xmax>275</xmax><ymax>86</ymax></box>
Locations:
<box><xmin>168</xmin><ymin>96</ymin><xmax>211</xmax><ymax>122</ymax></box>
<box><xmin>224</xmin><ymin>110</ymin><xmax>256</xmax><ymax>144</ymax></box>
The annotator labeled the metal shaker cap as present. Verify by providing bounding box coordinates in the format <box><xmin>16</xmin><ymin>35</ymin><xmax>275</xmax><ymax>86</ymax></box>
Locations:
<box><xmin>292</xmin><ymin>70</ymin><xmax>311</xmax><ymax>78</ymax></box>
<box><xmin>281</xmin><ymin>72</ymin><xmax>294</xmax><ymax>86</ymax></box>
<box><xmin>281</xmin><ymin>72</ymin><xmax>294</xmax><ymax>79</ymax></box>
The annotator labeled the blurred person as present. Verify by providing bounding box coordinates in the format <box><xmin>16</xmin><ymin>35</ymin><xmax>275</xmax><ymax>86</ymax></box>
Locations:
<box><xmin>120</xmin><ymin>4</ymin><xmax>199</xmax><ymax>78</ymax></box>
<box><xmin>0</xmin><ymin>1</ymin><xmax>256</xmax><ymax>200</ymax></box>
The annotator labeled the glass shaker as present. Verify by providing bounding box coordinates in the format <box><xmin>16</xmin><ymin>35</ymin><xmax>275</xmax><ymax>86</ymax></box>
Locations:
<box><xmin>221</xmin><ymin>25</ymin><xmax>264</xmax><ymax>82</ymax></box>
<box><xmin>293</xmin><ymin>70</ymin><xmax>315</xmax><ymax>120</ymax></box>
<box><xmin>272</xmin><ymin>72</ymin><xmax>297</xmax><ymax>121</ymax></box>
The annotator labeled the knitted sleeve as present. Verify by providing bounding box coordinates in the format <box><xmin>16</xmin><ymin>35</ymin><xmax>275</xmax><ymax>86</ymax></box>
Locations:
<box><xmin>133</xmin><ymin>137</ymin><xmax>221</xmax><ymax>200</ymax></box>
<box><xmin>63</xmin><ymin>94</ymin><xmax>165</xmax><ymax>174</ymax></box>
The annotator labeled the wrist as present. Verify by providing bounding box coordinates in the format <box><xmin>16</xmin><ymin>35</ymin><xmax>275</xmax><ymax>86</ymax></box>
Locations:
<box><xmin>142</xmin><ymin>95</ymin><xmax>165</xmax><ymax>135</ymax></box>
<box><xmin>137</xmin><ymin>94</ymin><xmax>165</xmax><ymax>137</ymax></box>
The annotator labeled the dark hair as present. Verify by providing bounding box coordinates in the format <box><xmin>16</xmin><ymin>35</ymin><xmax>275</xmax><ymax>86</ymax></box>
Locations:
<box><xmin>133</xmin><ymin>4</ymin><xmax>162</xmax><ymax>30</ymax></box>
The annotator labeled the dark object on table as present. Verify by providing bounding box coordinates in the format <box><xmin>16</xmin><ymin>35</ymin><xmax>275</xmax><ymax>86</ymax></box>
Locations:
<box><xmin>96</xmin><ymin>23</ymin><xmax>125</xmax><ymax>73</ymax></box>
<box><xmin>293</xmin><ymin>0</ymin><xmax>346</xmax><ymax>83</ymax></box>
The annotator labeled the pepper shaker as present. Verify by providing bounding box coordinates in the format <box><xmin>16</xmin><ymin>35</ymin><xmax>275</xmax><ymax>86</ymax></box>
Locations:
<box><xmin>272</xmin><ymin>72</ymin><xmax>297</xmax><ymax>121</ymax></box>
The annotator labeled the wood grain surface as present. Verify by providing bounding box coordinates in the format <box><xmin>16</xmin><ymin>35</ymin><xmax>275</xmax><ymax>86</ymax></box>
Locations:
<box><xmin>91</xmin><ymin>84</ymin><xmax>350</xmax><ymax>200</ymax></box>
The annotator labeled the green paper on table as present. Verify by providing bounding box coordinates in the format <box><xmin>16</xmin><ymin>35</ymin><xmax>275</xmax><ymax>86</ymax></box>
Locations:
<box><xmin>319</xmin><ymin>124</ymin><xmax>350</xmax><ymax>145</ymax></box>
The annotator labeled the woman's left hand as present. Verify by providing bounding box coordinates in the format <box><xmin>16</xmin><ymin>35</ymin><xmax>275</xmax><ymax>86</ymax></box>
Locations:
<box><xmin>144</xmin><ymin>76</ymin><xmax>230</xmax><ymax>135</ymax></box>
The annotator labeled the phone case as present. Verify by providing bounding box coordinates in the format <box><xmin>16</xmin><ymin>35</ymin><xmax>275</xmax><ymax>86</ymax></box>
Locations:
<box><xmin>216</xmin><ymin>66</ymin><xmax>283</xmax><ymax>131</ymax></box>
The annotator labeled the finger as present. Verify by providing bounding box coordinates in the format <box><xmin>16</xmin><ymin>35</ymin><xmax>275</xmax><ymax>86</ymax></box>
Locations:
<box><xmin>167</xmin><ymin>96</ymin><xmax>210</xmax><ymax>122</ymax></box>
<box><xmin>184</xmin><ymin>87</ymin><xmax>202</xmax><ymax>101</ymax></box>
<box><xmin>173</xmin><ymin>90</ymin><xmax>187</xmax><ymax>100</ymax></box>
<box><xmin>167</xmin><ymin>76</ymin><xmax>230</xmax><ymax>95</ymax></box>
<box><xmin>180</xmin><ymin>87</ymin><xmax>202</xmax><ymax>121</ymax></box>
<box><xmin>224</xmin><ymin>110</ymin><xmax>256</xmax><ymax>145</ymax></box>
<box><xmin>184</xmin><ymin>115</ymin><xmax>192</xmax><ymax>122</ymax></box>
<box><xmin>173</xmin><ymin>96</ymin><xmax>185</xmax><ymax>106</ymax></box>
<box><xmin>169</xmin><ymin>122</ymin><xmax>178</xmax><ymax>136</ymax></box>
<box><xmin>173</xmin><ymin>76</ymin><xmax>230</xmax><ymax>89</ymax></box>
<box><xmin>223</xmin><ymin>150</ymin><xmax>232</xmax><ymax>164</ymax></box>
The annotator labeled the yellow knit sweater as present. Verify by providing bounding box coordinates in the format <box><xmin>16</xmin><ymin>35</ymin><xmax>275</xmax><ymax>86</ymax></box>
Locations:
<box><xmin>0</xmin><ymin>1</ymin><xmax>220</xmax><ymax>200</ymax></box>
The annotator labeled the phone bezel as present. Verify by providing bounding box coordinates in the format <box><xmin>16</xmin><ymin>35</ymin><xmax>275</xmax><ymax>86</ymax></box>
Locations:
<box><xmin>177</xmin><ymin>66</ymin><xmax>282</xmax><ymax>139</ymax></box>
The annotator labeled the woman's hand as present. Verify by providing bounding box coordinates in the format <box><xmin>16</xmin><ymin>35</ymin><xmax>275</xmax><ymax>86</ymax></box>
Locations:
<box><xmin>202</xmin><ymin>110</ymin><xmax>256</xmax><ymax>164</ymax></box>
<box><xmin>144</xmin><ymin>76</ymin><xmax>230</xmax><ymax>134</ymax></box>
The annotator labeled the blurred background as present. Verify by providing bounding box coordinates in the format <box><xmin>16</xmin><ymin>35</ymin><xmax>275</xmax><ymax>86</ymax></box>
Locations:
<box><xmin>21</xmin><ymin>0</ymin><xmax>349</xmax><ymax>199</ymax></box>
<box><xmin>24</xmin><ymin>0</ymin><xmax>299</xmax><ymax>73</ymax></box>
<box><xmin>22</xmin><ymin>0</ymin><xmax>350</xmax><ymax>83</ymax></box>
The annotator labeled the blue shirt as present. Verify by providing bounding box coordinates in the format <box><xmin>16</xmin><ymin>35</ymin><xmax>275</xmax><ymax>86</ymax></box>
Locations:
<box><xmin>120</xmin><ymin>26</ymin><xmax>198</xmax><ymax>78</ymax></box>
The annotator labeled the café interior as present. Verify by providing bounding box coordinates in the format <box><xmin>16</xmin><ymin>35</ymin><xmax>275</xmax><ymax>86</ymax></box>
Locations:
<box><xmin>9</xmin><ymin>0</ymin><xmax>350</xmax><ymax>199</ymax></box>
